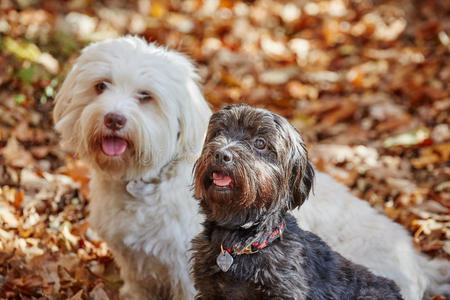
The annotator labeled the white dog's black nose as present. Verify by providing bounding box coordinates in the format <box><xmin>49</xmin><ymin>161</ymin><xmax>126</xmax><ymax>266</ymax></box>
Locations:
<box><xmin>214</xmin><ymin>149</ymin><xmax>233</xmax><ymax>164</ymax></box>
<box><xmin>104</xmin><ymin>113</ymin><xmax>127</xmax><ymax>131</ymax></box>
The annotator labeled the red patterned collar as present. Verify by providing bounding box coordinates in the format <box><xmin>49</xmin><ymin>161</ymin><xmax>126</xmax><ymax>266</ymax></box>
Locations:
<box><xmin>221</xmin><ymin>221</ymin><xmax>285</xmax><ymax>256</ymax></box>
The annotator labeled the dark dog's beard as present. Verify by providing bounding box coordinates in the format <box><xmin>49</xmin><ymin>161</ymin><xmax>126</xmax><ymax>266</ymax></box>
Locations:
<box><xmin>194</xmin><ymin>150</ymin><xmax>285</xmax><ymax>226</ymax></box>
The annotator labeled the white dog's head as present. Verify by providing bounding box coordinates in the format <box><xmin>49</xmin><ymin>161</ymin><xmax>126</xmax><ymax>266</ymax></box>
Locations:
<box><xmin>53</xmin><ymin>36</ymin><xmax>211</xmax><ymax>179</ymax></box>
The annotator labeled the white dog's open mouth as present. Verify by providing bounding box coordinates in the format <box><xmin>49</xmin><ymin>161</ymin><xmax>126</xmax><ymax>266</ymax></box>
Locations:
<box><xmin>101</xmin><ymin>136</ymin><xmax>128</xmax><ymax>156</ymax></box>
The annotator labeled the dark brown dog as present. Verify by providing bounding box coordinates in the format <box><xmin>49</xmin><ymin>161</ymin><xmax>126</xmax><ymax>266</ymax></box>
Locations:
<box><xmin>191</xmin><ymin>104</ymin><xmax>403</xmax><ymax>300</ymax></box>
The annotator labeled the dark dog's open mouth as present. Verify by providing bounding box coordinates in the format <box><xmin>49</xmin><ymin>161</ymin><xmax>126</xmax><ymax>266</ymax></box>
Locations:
<box><xmin>212</xmin><ymin>172</ymin><xmax>234</xmax><ymax>189</ymax></box>
<box><xmin>101</xmin><ymin>135</ymin><xmax>128</xmax><ymax>156</ymax></box>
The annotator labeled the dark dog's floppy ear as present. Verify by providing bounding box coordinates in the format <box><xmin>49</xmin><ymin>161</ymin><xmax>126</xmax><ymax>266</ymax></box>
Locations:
<box><xmin>273</xmin><ymin>114</ymin><xmax>315</xmax><ymax>209</ymax></box>
<box><xmin>290</xmin><ymin>159</ymin><xmax>314</xmax><ymax>209</ymax></box>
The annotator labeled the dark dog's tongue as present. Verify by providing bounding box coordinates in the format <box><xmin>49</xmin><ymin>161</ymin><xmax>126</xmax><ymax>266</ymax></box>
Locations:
<box><xmin>102</xmin><ymin>136</ymin><xmax>127</xmax><ymax>156</ymax></box>
<box><xmin>213</xmin><ymin>172</ymin><xmax>232</xmax><ymax>187</ymax></box>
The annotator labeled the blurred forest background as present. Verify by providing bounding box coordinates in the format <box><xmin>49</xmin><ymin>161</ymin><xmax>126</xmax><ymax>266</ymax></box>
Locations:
<box><xmin>0</xmin><ymin>0</ymin><xmax>449</xmax><ymax>298</ymax></box>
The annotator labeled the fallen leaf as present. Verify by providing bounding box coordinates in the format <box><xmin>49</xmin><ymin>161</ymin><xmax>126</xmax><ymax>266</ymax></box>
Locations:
<box><xmin>384</xmin><ymin>127</ymin><xmax>430</xmax><ymax>148</ymax></box>
<box><xmin>1</xmin><ymin>137</ymin><xmax>35</xmax><ymax>168</ymax></box>
<box><xmin>321</xmin><ymin>100</ymin><xmax>357</xmax><ymax>126</ymax></box>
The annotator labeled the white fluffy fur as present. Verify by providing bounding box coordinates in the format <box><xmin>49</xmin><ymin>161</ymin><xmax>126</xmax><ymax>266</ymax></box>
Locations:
<box><xmin>295</xmin><ymin>172</ymin><xmax>450</xmax><ymax>299</ymax></box>
<box><xmin>54</xmin><ymin>36</ymin><xmax>210</xmax><ymax>299</ymax></box>
<box><xmin>54</xmin><ymin>36</ymin><xmax>449</xmax><ymax>299</ymax></box>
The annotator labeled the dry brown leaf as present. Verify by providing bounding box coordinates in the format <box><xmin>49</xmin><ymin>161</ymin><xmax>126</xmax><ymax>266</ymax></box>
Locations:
<box><xmin>321</xmin><ymin>100</ymin><xmax>357</xmax><ymax>126</ymax></box>
<box><xmin>1</xmin><ymin>137</ymin><xmax>35</xmax><ymax>168</ymax></box>
<box><xmin>59</xmin><ymin>159</ymin><xmax>91</xmax><ymax>199</ymax></box>
<box><xmin>30</xmin><ymin>145</ymin><xmax>51</xmax><ymax>158</ymax></box>
<box><xmin>13</xmin><ymin>188</ymin><xmax>23</xmax><ymax>209</ymax></box>
<box><xmin>12</xmin><ymin>121</ymin><xmax>34</xmax><ymax>142</ymax></box>
<box><xmin>9</xmin><ymin>274</ymin><xmax>44</xmax><ymax>296</ymax></box>
<box><xmin>69</xmin><ymin>289</ymin><xmax>84</xmax><ymax>300</ymax></box>
<box><xmin>412</xmin><ymin>142</ymin><xmax>450</xmax><ymax>169</ymax></box>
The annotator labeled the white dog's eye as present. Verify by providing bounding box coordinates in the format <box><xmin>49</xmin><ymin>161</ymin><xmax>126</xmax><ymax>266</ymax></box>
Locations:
<box><xmin>254</xmin><ymin>138</ymin><xmax>266</xmax><ymax>150</ymax></box>
<box><xmin>95</xmin><ymin>81</ymin><xmax>109</xmax><ymax>94</ymax></box>
<box><xmin>138</xmin><ymin>91</ymin><xmax>153</xmax><ymax>103</ymax></box>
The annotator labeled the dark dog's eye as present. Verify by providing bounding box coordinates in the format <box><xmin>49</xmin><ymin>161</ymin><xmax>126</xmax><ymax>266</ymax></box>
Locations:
<box><xmin>95</xmin><ymin>81</ymin><xmax>108</xmax><ymax>94</ymax></box>
<box><xmin>138</xmin><ymin>91</ymin><xmax>153</xmax><ymax>103</ymax></box>
<box><xmin>254</xmin><ymin>138</ymin><xmax>266</xmax><ymax>150</ymax></box>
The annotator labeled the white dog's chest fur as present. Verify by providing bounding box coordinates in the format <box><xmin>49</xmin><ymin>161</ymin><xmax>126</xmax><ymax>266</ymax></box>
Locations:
<box><xmin>88</xmin><ymin>161</ymin><xmax>202</xmax><ymax>298</ymax></box>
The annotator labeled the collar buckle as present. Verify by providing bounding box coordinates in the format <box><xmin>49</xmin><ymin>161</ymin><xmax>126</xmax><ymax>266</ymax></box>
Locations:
<box><xmin>236</xmin><ymin>244</ymin><xmax>259</xmax><ymax>255</ymax></box>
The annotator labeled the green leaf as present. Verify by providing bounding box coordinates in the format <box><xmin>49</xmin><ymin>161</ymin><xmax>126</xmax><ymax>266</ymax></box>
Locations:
<box><xmin>44</xmin><ymin>85</ymin><xmax>55</xmax><ymax>97</ymax></box>
<box><xmin>40</xmin><ymin>94</ymin><xmax>47</xmax><ymax>104</ymax></box>
<box><xmin>14</xmin><ymin>94</ymin><xmax>26</xmax><ymax>105</ymax></box>
<box><xmin>384</xmin><ymin>127</ymin><xmax>430</xmax><ymax>148</ymax></box>
<box><xmin>4</xmin><ymin>37</ymin><xmax>41</xmax><ymax>62</ymax></box>
<box><xmin>17</xmin><ymin>65</ymin><xmax>37</xmax><ymax>86</ymax></box>
<box><xmin>52</xmin><ymin>31</ymin><xmax>81</xmax><ymax>58</ymax></box>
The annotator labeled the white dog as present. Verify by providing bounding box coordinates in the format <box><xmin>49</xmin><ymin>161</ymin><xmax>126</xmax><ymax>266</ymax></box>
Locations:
<box><xmin>53</xmin><ymin>36</ymin><xmax>449</xmax><ymax>299</ymax></box>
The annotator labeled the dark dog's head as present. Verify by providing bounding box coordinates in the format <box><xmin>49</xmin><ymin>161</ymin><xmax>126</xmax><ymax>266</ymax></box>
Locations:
<box><xmin>193</xmin><ymin>104</ymin><xmax>314</xmax><ymax>226</ymax></box>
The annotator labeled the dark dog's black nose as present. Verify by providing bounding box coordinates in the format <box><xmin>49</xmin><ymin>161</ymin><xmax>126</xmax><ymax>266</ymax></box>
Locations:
<box><xmin>214</xmin><ymin>149</ymin><xmax>233</xmax><ymax>164</ymax></box>
<box><xmin>104</xmin><ymin>113</ymin><xmax>127</xmax><ymax>131</ymax></box>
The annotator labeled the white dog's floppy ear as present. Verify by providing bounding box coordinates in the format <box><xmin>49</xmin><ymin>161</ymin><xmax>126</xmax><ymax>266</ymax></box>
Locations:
<box><xmin>53</xmin><ymin>63</ymin><xmax>85</xmax><ymax>151</ymax></box>
<box><xmin>53</xmin><ymin>64</ymin><xmax>79</xmax><ymax>125</ymax></box>
<box><xmin>274</xmin><ymin>114</ymin><xmax>315</xmax><ymax>209</ymax></box>
<box><xmin>167</xmin><ymin>51</ymin><xmax>212</xmax><ymax>159</ymax></box>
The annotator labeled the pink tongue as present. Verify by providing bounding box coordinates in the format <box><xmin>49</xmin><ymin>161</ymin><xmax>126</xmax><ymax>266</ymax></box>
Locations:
<box><xmin>213</xmin><ymin>172</ymin><xmax>232</xmax><ymax>187</ymax></box>
<box><xmin>102</xmin><ymin>137</ymin><xmax>127</xmax><ymax>156</ymax></box>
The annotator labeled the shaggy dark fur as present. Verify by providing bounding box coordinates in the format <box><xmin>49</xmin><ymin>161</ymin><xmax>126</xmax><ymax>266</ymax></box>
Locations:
<box><xmin>191</xmin><ymin>104</ymin><xmax>403</xmax><ymax>300</ymax></box>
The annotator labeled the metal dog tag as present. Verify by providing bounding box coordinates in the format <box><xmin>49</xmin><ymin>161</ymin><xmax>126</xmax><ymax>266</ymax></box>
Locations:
<box><xmin>216</xmin><ymin>250</ymin><xmax>233</xmax><ymax>272</ymax></box>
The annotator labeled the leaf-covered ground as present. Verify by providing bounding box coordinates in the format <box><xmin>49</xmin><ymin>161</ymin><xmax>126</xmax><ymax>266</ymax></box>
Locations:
<box><xmin>0</xmin><ymin>0</ymin><xmax>449</xmax><ymax>298</ymax></box>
